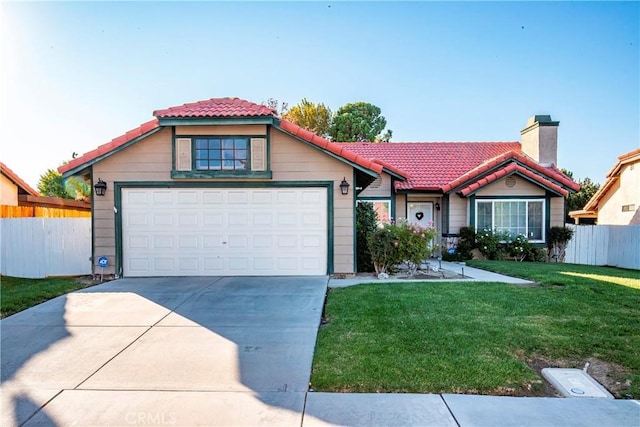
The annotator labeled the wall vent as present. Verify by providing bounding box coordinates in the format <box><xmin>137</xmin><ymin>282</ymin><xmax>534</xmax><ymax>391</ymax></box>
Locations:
<box><xmin>505</xmin><ymin>176</ymin><xmax>516</xmax><ymax>188</ymax></box>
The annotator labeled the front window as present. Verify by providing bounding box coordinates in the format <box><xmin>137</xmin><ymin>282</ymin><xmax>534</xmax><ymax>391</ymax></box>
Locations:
<box><xmin>476</xmin><ymin>199</ymin><xmax>545</xmax><ymax>242</ymax></box>
<box><xmin>195</xmin><ymin>137</ymin><xmax>248</xmax><ymax>171</ymax></box>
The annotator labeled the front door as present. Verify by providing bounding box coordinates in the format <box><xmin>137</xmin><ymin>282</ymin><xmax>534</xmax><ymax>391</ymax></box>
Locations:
<box><xmin>408</xmin><ymin>202</ymin><xmax>434</xmax><ymax>229</ymax></box>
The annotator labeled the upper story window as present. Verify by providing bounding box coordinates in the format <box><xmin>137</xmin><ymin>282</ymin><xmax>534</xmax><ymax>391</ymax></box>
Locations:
<box><xmin>195</xmin><ymin>138</ymin><xmax>248</xmax><ymax>171</ymax></box>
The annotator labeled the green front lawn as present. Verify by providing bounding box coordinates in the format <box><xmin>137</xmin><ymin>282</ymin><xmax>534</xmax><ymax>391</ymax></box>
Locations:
<box><xmin>0</xmin><ymin>276</ymin><xmax>96</xmax><ymax>318</ymax></box>
<box><xmin>311</xmin><ymin>262</ymin><xmax>640</xmax><ymax>397</ymax></box>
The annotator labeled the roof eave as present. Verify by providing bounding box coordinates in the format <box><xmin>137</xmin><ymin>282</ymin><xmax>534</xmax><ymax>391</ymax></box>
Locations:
<box><xmin>157</xmin><ymin>116</ymin><xmax>276</xmax><ymax>126</ymax></box>
<box><xmin>60</xmin><ymin>126</ymin><xmax>163</xmax><ymax>178</ymax></box>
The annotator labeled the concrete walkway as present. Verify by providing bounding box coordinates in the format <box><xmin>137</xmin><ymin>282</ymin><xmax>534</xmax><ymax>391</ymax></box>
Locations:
<box><xmin>329</xmin><ymin>260</ymin><xmax>534</xmax><ymax>287</ymax></box>
<box><xmin>2</xmin><ymin>275</ymin><xmax>638</xmax><ymax>426</ymax></box>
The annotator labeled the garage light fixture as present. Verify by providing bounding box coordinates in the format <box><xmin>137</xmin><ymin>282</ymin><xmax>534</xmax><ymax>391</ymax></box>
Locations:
<box><xmin>94</xmin><ymin>178</ymin><xmax>107</xmax><ymax>196</ymax></box>
<box><xmin>339</xmin><ymin>177</ymin><xmax>350</xmax><ymax>195</ymax></box>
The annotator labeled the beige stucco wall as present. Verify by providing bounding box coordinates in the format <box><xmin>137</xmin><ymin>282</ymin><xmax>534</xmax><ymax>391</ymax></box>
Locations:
<box><xmin>92</xmin><ymin>124</ymin><xmax>356</xmax><ymax>275</ymax></box>
<box><xmin>394</xmin><ymin>194</ymin><xmax>407</xmax><ymax>220</ymax></box>
<box><xmin>0</xmin><ymin>174</ymin><xmax>18</xmax><ymax>206</ymax></box>
<box><xmin>597</xmin><ymin>161</ymin><xmax>640</xmax><ymax>225</ymax></box>
<box><xmin>550</xmin><ymin>197</ymin><xmax>565</xmax><ymax>228</ymax></box>
<box><xmin>358</xmin><ymin>174</ymin><xmax>392</xmax><ymax>198</ymax></box>
<box><xmin>448</xmin><ymin>195</ymin><xmax>468</xmax><ymax>234</ymax></box>
<box><xmin>475</xmin><ymin>176</ymin><xmax>545</xmax><ymax>197</ymax></box>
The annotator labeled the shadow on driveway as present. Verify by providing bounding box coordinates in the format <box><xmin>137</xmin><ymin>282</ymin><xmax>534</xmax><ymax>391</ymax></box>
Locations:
<box><xmin>1</xmin><ymin>276</ymin><xmax>328</xmax><ymax>426</ymax></box>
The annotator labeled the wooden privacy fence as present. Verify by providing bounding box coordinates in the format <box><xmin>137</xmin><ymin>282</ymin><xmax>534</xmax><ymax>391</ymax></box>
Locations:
<box><xmin>0</xmin><ymin>218</ymin><xmax>92</xmax><ymax>278</ymax></box>
<box><xmin>565</xmin><ymin>224</ymin><xmax>640</xmax><ymax>270</ymax></box>
<box><xmin>1</xmin><ymin>205</ymin><xmax>91</xmax><ymax>218</ymax></box>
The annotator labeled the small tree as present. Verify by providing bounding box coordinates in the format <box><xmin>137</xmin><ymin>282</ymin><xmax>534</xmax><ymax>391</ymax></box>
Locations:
<box><xmin>548</xmin><ymin>226</ymin><xmax>574</xmax><ymax>262</ymax></box>
<box><xmin>282</xmin><ymin>98</ymin><xmax>332</xmax><ymax>138</ymax></box>
<box><xmin>37</xmin><ymin>169</ymin><xmax>68</xmax><ymax>198</ymax></box>
<box><xmin>356</xmin><ymin>202</ymin><xmax>378</xmax><ymax>272</ymax></box>
<box><xmin>329</xmin><ymin>102</ymin><xmax>392</xmax><ymax>142</ymax></box>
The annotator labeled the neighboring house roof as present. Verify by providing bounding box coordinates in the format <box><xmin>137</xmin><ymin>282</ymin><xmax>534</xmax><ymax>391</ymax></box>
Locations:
<box><xmin>579</xmin><ymin>147</ymin><xmax>640</xmax><ymax>213</ymax></box>
<box><xmin>0</xmin><ymin>162</ymin><xmax>39</xmax><ymax>196</ymax></box>
<box><xmin>153</xmin><ymin>97</ymin><xmax>276</xmax><ymax>118</ymax></box>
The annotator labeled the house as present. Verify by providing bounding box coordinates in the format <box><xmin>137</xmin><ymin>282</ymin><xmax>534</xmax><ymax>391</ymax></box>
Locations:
<box><xmin>59</xmin><ymin>98</ymin><xmax>579</xmax><ymax>277</ymax></box>
<box><xmin>1</xmin><ymin>162</ymin><xmax>91</xmax><ymax>214</ymax></box>
<box><xmin>1</xmin><ymin>162</ymin><xmax>39</xmax><ymax>206</ymax></box>
<box><xmin>569</xmin><ymin>148</ymin><xmax>640</xmax><ymax>225</ymax></box>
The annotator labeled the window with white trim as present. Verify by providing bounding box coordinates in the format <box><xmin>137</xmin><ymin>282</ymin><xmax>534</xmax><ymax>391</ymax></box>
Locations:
<box><xmin>476</xmin><ymin>199</ymin><xmax>545</xmax><ymax>242</ymax></box>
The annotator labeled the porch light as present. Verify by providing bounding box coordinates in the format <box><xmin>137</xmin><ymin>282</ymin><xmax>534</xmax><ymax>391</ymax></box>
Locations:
<box><xmin>435</xmin><ymin>202</ymin><xmax>440</xmax><ymax>211</ymax></box>
<box><xmin>339</xmin><ymin>177</ymin><xmax>350</xmax><ymax>195</ymax></box>
<box><xmin>94</xmin><ymin>178</ymin><xmax>107</xmax><ymax>196</ymax></box>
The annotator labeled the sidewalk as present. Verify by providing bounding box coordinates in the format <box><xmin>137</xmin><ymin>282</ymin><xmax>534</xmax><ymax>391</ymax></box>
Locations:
<box><xmin>303</xmin><ymin>392</ymin><xmax>640</xmax><ymax>426</ymax></box>
<box><xmin>329</xmin><ymin>260</ymin><xmax>534</xmax><ymax>288</ymax></box>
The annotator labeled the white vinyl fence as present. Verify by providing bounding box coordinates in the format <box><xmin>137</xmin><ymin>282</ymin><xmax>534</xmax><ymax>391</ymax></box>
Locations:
<box><xmin>0</xmin><ymin>218</ymin><xmax>92</xmax><ymax>278</ymax></box>
<box><xmin>565</xmin><ymin>224</ymin><xmax>640</xmax><ymax>270</ymax></box>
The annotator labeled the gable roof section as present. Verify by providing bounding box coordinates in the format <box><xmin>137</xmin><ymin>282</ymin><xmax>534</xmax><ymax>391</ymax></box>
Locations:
<box><xmin>338</xmin><ymin>142</ymin><xmax>521</xmax><ymax>191</ymax></box>
<box><xmin>153</xmin><ymin>97</ymin><xmax>276</xmax><ymax>118</ymax></box>
<box><xmin>59</xmin><ymin>119</ymin><xmax>161</xmax><ymax>176</ymax></box>
<box><xmin>442</xmin><ymin>150</ymin><xmax>579</xmax><ymax>195</ymax></box>
<box><xmin>457</xmin><ymin>163</ymin><xmax>570</xmax><ymax>197</ymax></box>
<box><xmin>582</xmin><ymin>147</ymin><xmax>640</xmax><ymax>212</ymax></box>
<box><xmin>274</xmin><ymin>119</ymin><xmax>407</xmax><ymax>179</ymax></box>
<box><xmin>58</xmin><ymin>98</ymin><xmax>394</xmax><ymax>180</ymax></box>
<box><xmin>0</xmin><ymin>162</ymin><xmax>39</xmax><ymax>196</ymax></box>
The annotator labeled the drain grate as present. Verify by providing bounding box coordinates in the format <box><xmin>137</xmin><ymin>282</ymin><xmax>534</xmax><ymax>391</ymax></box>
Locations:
<box><xmin>542</xmin><ymin>368</ymin><xmax>614</xmax><ymax>398</ymax></box>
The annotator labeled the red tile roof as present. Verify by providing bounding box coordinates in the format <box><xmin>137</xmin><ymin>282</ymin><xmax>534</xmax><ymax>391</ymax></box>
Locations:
<box><xmin>277</xmin><ymin>119</ymin><xmax>408</xmax><ymax>178</ymax></box>
<box><xmin>59</xmin><ymin>119</ymin><xmax>160</xmax><ymax>175</ymax></box>
<box><xmin>154</xmin><ymin>97</ymin><xmax>276</xmax><ymax>118</ymax></box>
<box><xmin>442</xmin><ymin>150</ymin><xmax>579</xmax><ymax>193</ymax></box>
<box><xmin>458</xmin><ymin>163</ymin><xmax>569</xmax><ymax>197</ymax></box>
<box><xmin>337</xmin><ymin>142</ymin><xmax>522</xmax><ymax>191</ymax></box>
<box><xmin>0</xmin><ymin>162</ymin><xmax>39</xmax><ymax>196</ymax></box>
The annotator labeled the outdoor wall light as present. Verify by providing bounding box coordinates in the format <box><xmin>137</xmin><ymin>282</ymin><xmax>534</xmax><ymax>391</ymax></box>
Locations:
<box><xmin>435</xmin><ymin>202</ymin><xmax>441</xmax><ymax>211</ymax></box>
<box><xmin>94</xmin><ymin>178</ymin><xmax>107</xmax><ymax>196</ymax></box>
<box><xmin>339</xmin><ymin>177</ymin><xmax>350</xmax><ymax>195</ymax></box>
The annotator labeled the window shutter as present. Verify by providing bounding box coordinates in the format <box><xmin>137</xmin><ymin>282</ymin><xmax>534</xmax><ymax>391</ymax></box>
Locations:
<box><xmin>251</xmin><ymin>138</ymin><xmax>267</xmax><ymax>171</ymax></box>
<box><xmin>175</xmin><ymin>138</ymin><xmax>192</xmax><ymax>171</ymax></box>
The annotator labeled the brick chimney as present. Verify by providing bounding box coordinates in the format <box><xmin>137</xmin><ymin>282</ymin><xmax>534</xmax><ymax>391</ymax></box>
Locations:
<box><xmin>520</xmin><ymin>115</ymin><xmax>559</xmax><ymax>166</ymax></box>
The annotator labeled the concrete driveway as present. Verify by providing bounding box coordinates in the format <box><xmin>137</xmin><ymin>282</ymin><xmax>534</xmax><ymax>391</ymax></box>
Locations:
<box><xmin>1</xmin><ymin>276</ymin><xmax>328</xmax><ymax>426</ymax></box>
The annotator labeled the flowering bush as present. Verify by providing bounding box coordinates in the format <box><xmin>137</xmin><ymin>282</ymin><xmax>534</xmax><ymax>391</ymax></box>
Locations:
<box><xmin>368</xmin><ymin>219</ymin><xmax>437</xmax><ymax>275</ymax></box>
<box><xmin>476</xmin><ymin>229</ymin><xmax>543</xmax><ymax>262</ymax></box>
<box><xmin>505</xmin><ymin>234</ymin><xmax>528</xmax><ymax>262</ymax></box>
<box><xmin>475</xmin><ymin>229</ymin><xmax>508</xmax><ymax>260</ymax></box>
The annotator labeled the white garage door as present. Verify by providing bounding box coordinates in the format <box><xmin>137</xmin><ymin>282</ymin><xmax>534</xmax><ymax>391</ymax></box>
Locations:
<box><xmin>122</xmin><ymin>187</ymin><xmax>327</xmax><ymax>276</ymax></box>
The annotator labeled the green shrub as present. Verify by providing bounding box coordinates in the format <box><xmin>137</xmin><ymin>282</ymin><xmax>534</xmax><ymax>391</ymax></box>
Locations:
<box><xmin>548</xmin><ymin>226</ymin><xmax>574</xmax><ymax>262</ymax></box>
<box><xmin>476</xmin><ymin>229</ymin><xmax>508</xmax><ymax>260</ymax></box>
<box><xmin>356</xmin><ymin>202</ymin><xmax>378</xmax><ymax>272</ymax></box>
<box><xmin>457</xmin><ymin>227</ymin><xmax>476</xmax><ymax>260</ymax></box>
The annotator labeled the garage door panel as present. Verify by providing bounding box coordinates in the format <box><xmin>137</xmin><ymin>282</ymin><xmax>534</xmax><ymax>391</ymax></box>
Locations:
<box><xmin>122</xmin><ymin>188</ymin><xmax>327</xmax><ymax>276</ymax></box>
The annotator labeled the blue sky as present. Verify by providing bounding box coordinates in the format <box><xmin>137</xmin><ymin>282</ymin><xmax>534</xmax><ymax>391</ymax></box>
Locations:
<box><xmin>1</xmin><ymin>1</ymin><xmax>638</xmax><ymax>188</ymax></box>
